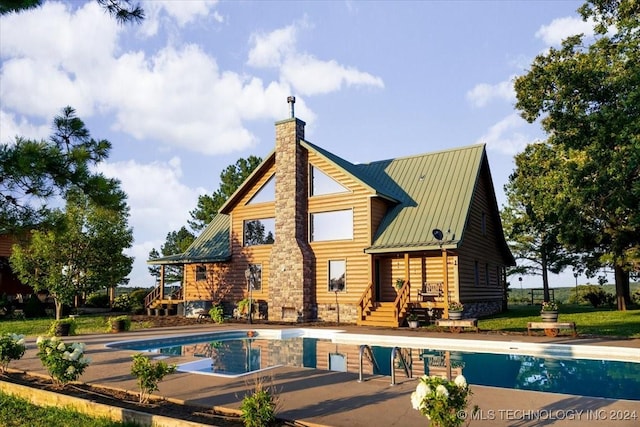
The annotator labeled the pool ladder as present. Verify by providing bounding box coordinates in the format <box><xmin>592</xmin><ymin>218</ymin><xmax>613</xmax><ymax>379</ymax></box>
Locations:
<box><xmin>358</xmin><ymin>345</ymin><xmax>412</xmax><ymax>385</ymax></box>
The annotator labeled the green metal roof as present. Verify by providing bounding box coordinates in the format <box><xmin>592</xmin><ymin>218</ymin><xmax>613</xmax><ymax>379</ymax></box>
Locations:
<box><xmin>147</xmin><ymin>214</ymin><xmax>231</xmax><ymax>265</ymax></box>
<box><xmin>362</xmin><ymin>144</ymin><xmax>486</xmax><ymax>253</ymax></box>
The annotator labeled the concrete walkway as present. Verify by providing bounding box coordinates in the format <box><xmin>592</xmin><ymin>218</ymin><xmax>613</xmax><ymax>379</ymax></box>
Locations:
<box><xmin>9</xmin><ymin>323</ymin><xmax>640</xmax><ymax>427</ymax></box>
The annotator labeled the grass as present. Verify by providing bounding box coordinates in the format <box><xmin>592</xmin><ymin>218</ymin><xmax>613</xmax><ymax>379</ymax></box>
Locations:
<box><xmin>0</xmin><ymin>391</ymin><xmax>140</xmax><ymax>427</ymax></box>
<box><xmin>0</xmin><ymin>315</ymin><xmax>152</xmax><ymax>337</ymax></box>
<box><xmin>477</xmin><ymin>304</ymin><xmax>640</xmax><ymax>338</ymax></box>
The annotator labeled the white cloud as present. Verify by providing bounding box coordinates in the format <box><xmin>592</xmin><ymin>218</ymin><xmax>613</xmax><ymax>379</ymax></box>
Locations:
<box><xmin>248</xmin><ymin>23</ymin><xmax>384</xmax><ymax>96</ymax></box>
<box><xmin>535</xmin><ymin>16</ymin><xmax>595</xmax><ymax>46</ymax></box>
<box><xmin>0</xmin><ymin>111</ymin><xmax>50</xmax><ymax>144</ymax></box>
<box><xmin>139</xmin><ymin>0</ymin><xmax>221</xmax><ymax>37</ymax></box>
<box><xmin>477</xmin><ymin>113</ymin><xmax>537</xmax><ymax>155</ymax></box>
<box><xmin>466</xmin><ymin>78</ymin><xmax>515</xmax><ymax>108</ymax></box>
<box><xmin>97</xmin><ymin>157</ymin><xmax>207</xmax><ymax>287</ymax></box>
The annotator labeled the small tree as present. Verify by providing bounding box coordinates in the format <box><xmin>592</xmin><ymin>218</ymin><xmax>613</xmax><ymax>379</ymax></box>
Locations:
<box><xmin>0</xmin><ymin>333</ymin><xmax>26</xmax><ymax>373</ymax></box>
<box><xmin>131</xmin><ymin>353</ymin><xmax>177</xmax><ymax>403</ymax></box>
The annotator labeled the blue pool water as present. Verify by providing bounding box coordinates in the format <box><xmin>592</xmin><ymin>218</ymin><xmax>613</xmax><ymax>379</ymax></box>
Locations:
<box><xmin>107</xmin><ymin>329</ymin><xmax>640</xmax><ymax>401</ymax></box>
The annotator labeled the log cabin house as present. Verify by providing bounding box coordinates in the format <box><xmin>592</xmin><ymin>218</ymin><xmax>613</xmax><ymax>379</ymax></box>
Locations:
<box><xmin>147</xmin><ymin>101</ymin><xmax>514</xmax><ymax>327</ymax></box>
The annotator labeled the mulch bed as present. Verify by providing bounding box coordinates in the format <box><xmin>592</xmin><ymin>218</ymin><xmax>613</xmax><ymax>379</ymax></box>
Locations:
<box><xmin>1</xmin><ymin>370</ymin><xmax>300</xmax><ymax>426</ymax></box>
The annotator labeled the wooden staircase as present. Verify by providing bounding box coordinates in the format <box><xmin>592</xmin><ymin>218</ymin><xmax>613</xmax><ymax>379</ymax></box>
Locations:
<box><xmin>357</xmin><ymin>280</ymin><xmax>412</xmax><ymax>327</ymax></box>
<box><xmin>359</xmin><ymin>301</ymin><xmax>407</xmax><ymax>327</ymax></box>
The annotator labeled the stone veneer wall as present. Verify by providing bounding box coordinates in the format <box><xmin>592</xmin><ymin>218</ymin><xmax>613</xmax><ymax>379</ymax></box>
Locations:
<box><xmin>316</xmin><ymin>303</ymin><xmax>358</xmax><ymax>323</ymax></box>
<box><xmin>268</xmin><ymin>118</ymin><xmax>316</xmax><ymax>321</ymax></box>
<box><xmin>462</xmin><ymin>301</ymin><xmax>503</xmax><ymax>318</ymax></box>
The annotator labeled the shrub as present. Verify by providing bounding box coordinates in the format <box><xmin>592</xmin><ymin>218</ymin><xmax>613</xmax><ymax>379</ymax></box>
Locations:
<box><xmin>583</xmin><ymin>287</ymin><xmax>614</xmax><ymax>308</ymax></box>
<box><xmin>48</xmin><ymin>317</ymin><xmax>78</xmax><ymax>336</ymax></box>
<box><xmin>131</xmin><ymin>353</ymin><xmax>177</xmax><ymax>403</ymax></box>
<box><xmin>411</xmin><ymin>374</ymin><xmax>475</xmax><ymax>427</ymax></box>
<box><xmin>85</xmin><ymin>293</ymin><xmax>110</xmax><ymax>308</ymax></box>
<box><xmin>23</xmin><ymin>294</ymin><xmax>46</xmax><ymax>318</ymax></box>
<box><xmin>36</xmin><ymin>336</ymin><xmax>90</xmax><ymax>387</ymax></box>
<box><xmin>112</xmin><ymin>294</ymin><xmax>132</xmax><ymax>312</ymax></box>
<box><xmin>209</xmin><ymin>304</ymin><xmax>225</xmax><ymax>324</ymax></box>
<box><xmin>0</xmin><ymin>333</ymin><xmax>26</xmax><ymax>373</ymax></box>
<box><xmin>240</xmin><ymin>376</ymin><xmax>279</xmax><ymax>427</ymax></box>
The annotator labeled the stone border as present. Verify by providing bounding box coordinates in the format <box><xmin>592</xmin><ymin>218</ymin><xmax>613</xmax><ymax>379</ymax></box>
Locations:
<box><xmin>0</xmin><ymin>374</ymin><xmax>219</xmax><ymax>427</ymax></box>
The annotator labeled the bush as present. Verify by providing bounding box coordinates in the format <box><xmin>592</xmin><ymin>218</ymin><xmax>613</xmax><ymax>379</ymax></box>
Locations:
<box><xmin>0</xmin><ymin>333</ymin><xmax>26</xmax><ymax>373</ymax></box>
<box><xmin>240</xmin><ymin>376</ymin><xmax>279</xmax><ymax>427</ymax></box>
<box><xmin>131</xmin><ymin>353</ymin><xmax>177</xmax><ymax>403</ymax></box>
<box><xmin>209</xmin><ymin>304</ymin><xmax>225</xmax><ymax>324</ymax></box>
<box><xmin>36</xmin><ymin>336</ymin><xmax>90</xmax><ymax>387</ymax></box>
<box><xmin>112</xmin><ymin>294</ymin><xmax>132</xmax><ymax>312</ymax></box>
<box><xmin>23</xmin><ymin>294</ymin><xmax>46</xmax><ymax>318</ymax></box>
<box><xmin>129</xmin><ymin>289</ymin><xmax>148</xmax><ymax>313</ymax></box>
<box><xmin>582</xmin><ymin>286</ymin><xmax>615</xmax><ymax>308</ymax></box>
<box><xmin>85</xmin><ymin>293</ymin><xmax>110</xmax><ymax>308</ymax></box>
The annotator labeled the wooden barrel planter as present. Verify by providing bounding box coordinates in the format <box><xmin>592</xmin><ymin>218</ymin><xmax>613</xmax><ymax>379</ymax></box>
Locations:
<box><xmin>448</xmin><ymin>311</ymin><xmax>463</xmax><ymax>320</ymax></box>
<box><xmin>54</xmin><ymin>323</ymin><xmax>71</xmax><ymax>336</ymax></box>
<box><xmin>540</xmin><ymin>311</ymin><xmax>559</xmax><ymax>322</ymax></box>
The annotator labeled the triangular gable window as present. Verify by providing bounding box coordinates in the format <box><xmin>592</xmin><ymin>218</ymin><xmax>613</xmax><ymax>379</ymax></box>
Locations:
<box><xmin>247</xmin><ymin>175</ymin><xmax>275</xmax><ymax>205</ymax></box>
<box><xmin>310</xmin><ymin>166</ymin><xmax>349</xmax><ymax>196</ymax></box>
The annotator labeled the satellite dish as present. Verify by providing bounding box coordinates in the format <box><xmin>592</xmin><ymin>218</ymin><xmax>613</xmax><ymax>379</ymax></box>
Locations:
<box><xmin>432</xmin><ymin>229</ymin><xmax>443</xmax><ymax>241</ymax></box>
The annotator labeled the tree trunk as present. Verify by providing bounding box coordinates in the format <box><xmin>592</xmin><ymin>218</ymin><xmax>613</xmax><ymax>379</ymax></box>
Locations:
<box><xmin>541</xmin><ymin>258</ymin><xmax>550</xmax><ymax>302</ymax></box>
<box><xmin>54</xmin><ymin>299</ymin><xmax>63</xmax><ymax>320</ymax></box>
<box><xmin>614</xmin><ymin>265</ymin><xmax>630</xmax><ymax>311</ymax></box>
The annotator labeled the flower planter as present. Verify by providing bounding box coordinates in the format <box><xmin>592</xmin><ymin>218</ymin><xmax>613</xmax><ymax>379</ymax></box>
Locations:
<box><xmin>540</xmin><ymin>311</ymin><xmax>558</xmax><ymax>322</ymax></box>
<box><xmin>448</xmin><ymin>311</ymin><xmax>463</xmax><ymax>320</ymax></box>
<box><xmin>111</xmin><ymin>319</ymin><xmax>126</xmax><ymax>333</ymax></box>
<box><xmin>408</xmin><ymin>320</ymin><xmax>419</xmax><ymax>329</ymax></box>
<box><xmin>54</xmin><ymin>323</ymin><xmax>71</xmax><ymax>336</ymax></box>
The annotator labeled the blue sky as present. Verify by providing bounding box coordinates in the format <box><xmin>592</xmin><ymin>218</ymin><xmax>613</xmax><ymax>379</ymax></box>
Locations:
<box><xmin>1</xmin><ymin>0</ymin><xmax>601</xmax><ymax>289</ymax></box>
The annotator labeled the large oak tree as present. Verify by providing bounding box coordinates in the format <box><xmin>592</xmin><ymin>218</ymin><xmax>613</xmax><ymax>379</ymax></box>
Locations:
<box><xmin>514</xmin><ymin>0</ymin><xmax>639</xmax><ymax>309</ymax></box>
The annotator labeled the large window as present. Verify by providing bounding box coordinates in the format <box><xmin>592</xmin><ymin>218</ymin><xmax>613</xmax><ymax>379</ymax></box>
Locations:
<box><xmin>310</xmin><ymin>166</ymin><xmax>348</xmax><ymax>196</ymax></box>
<box><xmin>328</xmin><ymin>259</ymin><xmax>346</xmax><ymax>292</ymax></box>
<box><xmin>245</xmin><ymin>264</ymin><xmax>262</xmax><ymax>291</ymax></box>
<box><xmin>243</xmin><ymin>218</ymin><xmax>275</xmax><ymax>246</ymax></box>
<box><xmin>310</xmin><ymin>210</ymin><xmax>353</xmax><ymax>242</ymax></box>
<box><xmin>247</xmin><ymin>176</ymin><xmax>275</xmax><ymax>205</ymax></box>
<box><xmin>196</xmin><ymin>265</ymin><xmax>206</xmax><ymax>281</ymax></box>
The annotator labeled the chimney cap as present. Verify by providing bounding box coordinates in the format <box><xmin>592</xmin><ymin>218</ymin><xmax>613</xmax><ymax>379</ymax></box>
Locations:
<box><xmin>287</xmin><ymin>96</ymin><xmax>295</xmax><ymax>118</ymax></box>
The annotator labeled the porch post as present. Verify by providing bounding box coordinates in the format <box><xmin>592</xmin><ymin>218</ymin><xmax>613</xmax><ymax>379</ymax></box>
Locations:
<box><xmin>160</xmin><ymin>265</ymin><xmax>165</xmax><ymax>300</ymax></box>
<box><xmin>442</xmin><ymin>248</ymin><xmax>449</xmax><ymax>318</ymax></box>
<box><xmin>404</xmin><ymin>253</ymin><xmax>410</xmax><ymax>299</ymax></box>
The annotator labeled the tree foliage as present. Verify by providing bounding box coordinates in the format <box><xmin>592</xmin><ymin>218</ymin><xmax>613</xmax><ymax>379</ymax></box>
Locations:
<box><xmin>1</xmin><ymin>106</ymin><xmax>123</xmax><ymax>232</ymax></box>
<box><xmin>502</xmin><ymin>142</ymin><xmax>577</xmax><ymax>301</ymax></box>
<box><xmin>513</xmin><ymin>0</ymin><xmax>639</xmax><ymax>309</ymax></box>
<box><xmin>0</xmin><ymin>0</ymin><xmax>144</xmax><ymax>24</ymax></box>
<box><xmin>147</xmin><ymin>226</ymin><xmax>195</xmax><ymax>283</ymax></box>
<box><xmin>188</xmin><ymin>156</ymin><xmax>262</xmax><ymax>231</ymax></box>
<box><xmin>10</xmin><ymin>189</ymin><xmax>133</xmax><ymax>319</ymax></box>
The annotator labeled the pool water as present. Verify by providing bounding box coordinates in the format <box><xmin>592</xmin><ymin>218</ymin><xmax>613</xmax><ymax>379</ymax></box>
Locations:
<box><xmin>106</xmin><ymin>329</ymin><xmax>640</xmax><ymax>400</ymax></box>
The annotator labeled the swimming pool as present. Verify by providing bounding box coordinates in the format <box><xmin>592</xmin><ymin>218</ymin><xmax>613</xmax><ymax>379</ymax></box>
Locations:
<box><xmin>106</xmin><ymin>328</ymin><xmax>640</xmax><ymax>401</ymax></box>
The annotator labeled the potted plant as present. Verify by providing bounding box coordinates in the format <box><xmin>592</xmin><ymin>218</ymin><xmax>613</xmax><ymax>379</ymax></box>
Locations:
<box><xmin>48</xmin><ymin>317</ymin><xmax>77</xmax><ymax>336</ymax></box>
<box><xmin>107</xmin><ymin>315</ymin><xmax>132</xmax><ymax>333</ymax></box>
<box><xmin>448</xmin><ymin>301</ymin><xmax>464</xmax><ymax>320</ymax></box>
<box><xmin>407</xmin><ymin>312</ymin><xmax>419</xmax><ymax>329</ymax></box>
<box><xmin>395</xmin><ymin>278</ymin><xmax>405</xmax><ymax>290</ymax></box>
<box><xmin>540</xmin><ymin>301</ymin><xmax>559</xmax><ymax>322</ymax></box>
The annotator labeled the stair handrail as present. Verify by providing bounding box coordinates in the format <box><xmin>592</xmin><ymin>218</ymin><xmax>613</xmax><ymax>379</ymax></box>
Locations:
<box><xmin>356</xmin><ymin>282</ymin><xmax>374</xmax><ymax>321</ymax></box>
<box><xmin>392</xmin><ymin>280</ymin><xmax>410</xmax><ymax>322</ymax></box>
<box><xmin>144</xmin><ymin>285</ymin><xmax>161</xmax><ymax>308</ymax></box>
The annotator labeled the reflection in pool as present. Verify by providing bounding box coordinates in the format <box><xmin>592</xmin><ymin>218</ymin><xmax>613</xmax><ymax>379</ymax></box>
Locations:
<box><xmin>107</xmin><ymin>329</ymin><xmax>640</xmax><ymax>400</ymax></box>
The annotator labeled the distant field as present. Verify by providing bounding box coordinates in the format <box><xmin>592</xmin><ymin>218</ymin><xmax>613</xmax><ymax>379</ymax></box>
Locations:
<box><xmin>509</xmin><ymin>282</ymin><xmax>640</xmax><ymax>305</ymax></box>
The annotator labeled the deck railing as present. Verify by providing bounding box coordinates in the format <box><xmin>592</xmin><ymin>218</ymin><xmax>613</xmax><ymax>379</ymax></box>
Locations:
<box><xmin>357</xmin><ymin>283</ymin><xmax>374</xmax><ymax>321</ymax></box>
<box><xmin>143</xmin><ymin>285</ymin><xmax>161</xmax><ymax>308</ymax></box>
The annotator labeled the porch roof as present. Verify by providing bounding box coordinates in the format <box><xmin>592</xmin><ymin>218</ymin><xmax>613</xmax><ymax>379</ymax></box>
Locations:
<box><xmin>147</xmin><ymin>214</ymin><xmax>231</xmax><ymax>265</ymax></box>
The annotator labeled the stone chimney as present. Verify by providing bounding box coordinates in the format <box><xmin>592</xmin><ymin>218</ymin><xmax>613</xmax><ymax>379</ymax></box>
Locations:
<box><xmin>268</xmin><ymin>98</ymin><xmax>315</xmax><ymax>321</ymax></box>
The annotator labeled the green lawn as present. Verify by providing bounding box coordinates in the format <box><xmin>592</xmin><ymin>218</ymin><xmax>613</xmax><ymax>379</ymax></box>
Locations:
<box><xmin>0</xmin><ymin>391</ymin><xmax>140</xmax><ymax>427</ymax></box>
<box><xmin>477</xmin><ymin>304</ymin><xmax>640</xmax><ymax>338</ymax></box>
<box><xmin>0</xmin><ymin>315</ymin><xmax>152</xmax><ymax>337</ymax></box>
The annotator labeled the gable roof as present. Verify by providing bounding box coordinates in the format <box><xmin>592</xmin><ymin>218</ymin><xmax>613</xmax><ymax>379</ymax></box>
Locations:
<box><xmin>361</xmin><ymin>144</ymin><xmax>487</xmax><ymax>253</ymax></box>
<box><xmin>149</xmin><ymin>141</ymin><xmax>512</xmax><ymax>265</ymax></box>
<box><xmin>147</xmin><ymin>214</ymin><xmax>230</xmax><ymax>265</ymax></box>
